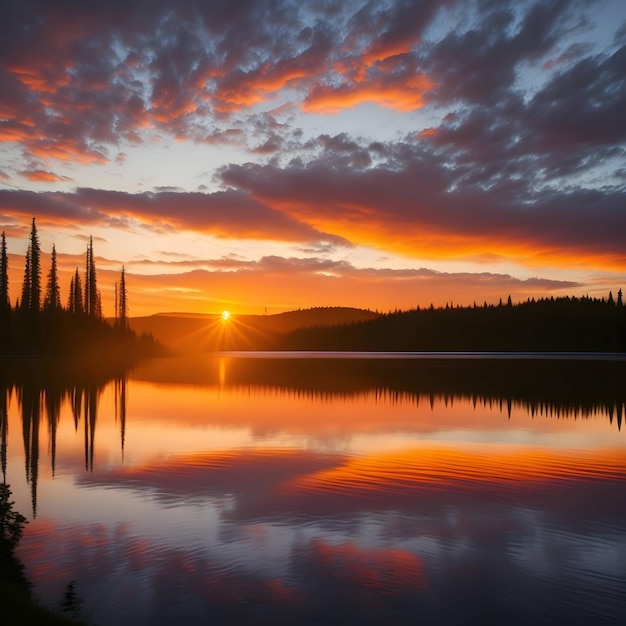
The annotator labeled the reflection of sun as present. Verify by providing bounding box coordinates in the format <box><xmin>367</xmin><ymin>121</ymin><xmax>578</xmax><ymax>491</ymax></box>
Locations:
<box><xmin>221</xmin><ymin>310</ymin><xmax>230</xmax><ymax>321</ymax></box>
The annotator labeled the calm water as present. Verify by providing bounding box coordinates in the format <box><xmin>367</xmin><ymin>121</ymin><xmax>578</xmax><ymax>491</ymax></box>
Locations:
<box><xmin>2</xmin><ymin>355</ymin><xmax>626</xmax><ymax>625</ymax></box>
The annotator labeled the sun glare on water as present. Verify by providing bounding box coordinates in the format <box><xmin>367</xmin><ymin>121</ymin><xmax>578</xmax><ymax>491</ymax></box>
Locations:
<box><xmin>221</xmin><ymin>310</ymin><xmax>230</xmax><ymax>321</ymax></box>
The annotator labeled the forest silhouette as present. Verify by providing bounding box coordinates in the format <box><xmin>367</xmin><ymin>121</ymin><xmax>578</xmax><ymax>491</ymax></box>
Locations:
<box><xmin>275</xmin><ymin>293</ymin><xmax>626</xmax><ymax>352</ymax></box>
<box><xmin>0</xmin><ymin>219</ymin><xmax>160</xmax><ymax>362</ymax></box>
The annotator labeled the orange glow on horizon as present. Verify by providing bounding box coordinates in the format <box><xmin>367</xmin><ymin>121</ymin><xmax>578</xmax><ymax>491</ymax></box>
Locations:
<box><xmin>4</xmin><ymin>245</ymin><xmax>621</xmax><ymax>318</ymax></box>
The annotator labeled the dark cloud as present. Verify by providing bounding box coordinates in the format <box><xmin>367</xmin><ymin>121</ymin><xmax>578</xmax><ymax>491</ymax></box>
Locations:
<box><xmin>220</xmin><ymin>117</ymin><xmax>626</xmax><ymax>264</ymax></box>
<box><xmin>0</xmin><ymin>187</ymin><xmax>350</xmax><ymax>244</ymax></box>
<box><xmin>525</xmin><ymin>45</ymin><xmax>626</xmax><ymax>152</ymax></box>
<box><xmin>422</xmin><ymin>1</ymin><xmax>569</xmax><ymax>106</ymax></box>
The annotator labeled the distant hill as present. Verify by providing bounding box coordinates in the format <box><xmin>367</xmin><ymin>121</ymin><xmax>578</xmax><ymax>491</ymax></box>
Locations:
<box><xmin>129</xmin><ymin>307</ymin><xmax>379</xmax><ymax>353</ymax></box>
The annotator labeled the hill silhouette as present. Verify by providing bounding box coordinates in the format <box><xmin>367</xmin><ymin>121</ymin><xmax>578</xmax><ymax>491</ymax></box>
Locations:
<box><xmin>129</xmin><ymin>307</ymin><xmax>379</xmax><ymax>353</ymax></box>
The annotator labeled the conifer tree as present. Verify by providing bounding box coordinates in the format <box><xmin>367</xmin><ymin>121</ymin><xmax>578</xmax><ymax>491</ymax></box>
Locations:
<box><xmin>20</xmin><ymin>246</ymin><xmax>31</xmax><ymax>313</ymax></box>
<box><xmin>118</xmin><ymin>265</ymin><xmax>128</xmax><ymax>329</ymax></box>
<box><xmin>67</xmin><ymin>268</ymin><xmax>83</xmax><ymax>314</ymax></box>
<box><xmin>0</xmin><ymin>232</ymin><xmax>9</xmax><ymax>313</ymax></box>
<box><xmin>20</xmin><ymin>218</ymin><xmax>42</xmax><ymax>313</ymax></box>
<box><xmin>0</xmin><ymin>232</ymin><xmax>10</xmax><ymax>347</ymax></box>
<box><xmin>43</xmin><ymin>244</ymin><xmax>62</xmax><ymax>311</ymax></box>
<box><xmin>95</xmin><ymin>289</ymin><xmax>102</xmax><ymax>321</ymax></box>
<box><xmin>29</xmin><ymin>218</ymin><xmax>41</xmax><ymax>311</ymax></box>
<box><xmin>84</xmin><ymin>236</ymin><xmax>99</xmax><ymax>318</ymax></box>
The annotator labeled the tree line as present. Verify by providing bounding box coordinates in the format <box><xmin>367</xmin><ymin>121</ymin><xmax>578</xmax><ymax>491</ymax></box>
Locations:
<box><xmin>278</xmin><ymin>292</ymin><xmax>626</xmax><ymax>352</ymax></box>
<box><xmin>0</xmin><ymin>218</ymin><xmax>145</xmax><ymax>358</ymax></box>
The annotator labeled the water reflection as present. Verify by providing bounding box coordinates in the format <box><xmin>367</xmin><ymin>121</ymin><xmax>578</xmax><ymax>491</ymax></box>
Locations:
<box><xmin>1</xmin><ymin>356</ymin><xmax>625</xmax><ymax>625</ymax></box>
<box><xmin>1</xmin><ymin>363</ymin><xmax>127</xmax><ymax>517</ymax></box>
<box><xmin>136</xmin><ymin>355</ymin><xmax>626</xmax><ymax>429</ymax></box>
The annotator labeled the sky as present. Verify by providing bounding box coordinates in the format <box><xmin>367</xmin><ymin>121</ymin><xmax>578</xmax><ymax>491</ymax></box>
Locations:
<box><xmin>0</xmin><ymin>0</ymin><xmax>625</xmax><ymax>317</ymax></box>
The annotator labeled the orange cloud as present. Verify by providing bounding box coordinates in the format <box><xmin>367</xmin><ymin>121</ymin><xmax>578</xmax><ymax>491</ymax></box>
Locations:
<box><xmin>111</xmin><ymin>261</ymin><xmax>582</xmax><ymax>317</ymax></box>
<box><xmin>28</xmin><ymin>141</ymin><xmax>108</xmax><ymax>164</ymax></box>
<box><xmin>9</xmin><ymin>66</ymin><xmax>70</xmax><ymax>94</ymax></box>
<box><xmin>213</xmin><ymin>68</ymin><xmax>315</xmax><ymax>113</ymax></box>
<box><xmin>21</xmin><ymin>169</ymin><xmax>68</xmax><ymax>183</ymax></box>
<box><xmin>0</xmin><ymin>122</ymin><xmax>37</xmax><ymax>142</ymax></box>
<box><xmin>303</xmin><ymin>73</ymin><xmax>433</xmax><ymax>114</ymax></box>
<box><xmin>337</xmin><ymin>220</ymin><xmax>626</xmax><ymax>272</ymax></box>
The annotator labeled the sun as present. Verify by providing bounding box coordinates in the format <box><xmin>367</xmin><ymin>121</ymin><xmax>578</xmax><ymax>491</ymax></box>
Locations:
<box><xmin>221</xmin><ymin>310</ymin><xmax>230</xmax><ymax>321</ymax></box>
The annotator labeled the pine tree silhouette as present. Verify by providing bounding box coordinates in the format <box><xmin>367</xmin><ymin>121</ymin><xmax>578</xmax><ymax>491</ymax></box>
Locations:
<box><xmin>0</xmin><ymin>232</ymin><xmax>9</xmax><ymax>313</ymax></box>
<box><xmin>20</xmin><ymin>219</ymin><xmax>42</xmax><ymax>314</ymax></box>
<box><xmin>0</xmin><ymin>232</ymin><xmax>10</xmax><ymax>346</ymax></box>
<box><xmin>67</xmin><ymin>268</ymin><xmax>84</xmax><ymax>314</ymax></box>
<box><xmin>118</xmin><ymin>265</ymin><xmax>128</xmax><ymax>329</ymax></box>
<box><xmin>43</xmin><ymin>244</ymin><xmax>62</xmax><ymax>311</ymax></box>
<box><xmin>84</xmin><ymin>236</ymin><xmax>100</xmax><ymax>318</ymax></box>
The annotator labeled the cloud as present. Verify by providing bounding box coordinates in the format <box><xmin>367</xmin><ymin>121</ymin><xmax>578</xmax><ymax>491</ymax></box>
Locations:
<box><xmin>0</xmin><ymin>187</ymin><xmax>350</xmax><ymax>245</ymax></box>
<box><xmin>1</xmin><ymin>0</ymin><xmax>623</xmax><ymax>179</ymax></box>
<box><xmin>219</xmin><ymin>148</ymin><xmax>626</xmax><ymax>271</ymax></box>
<box><xmin>524</xmin><ymin>46</ymin><xmax>626</xmax><ymax>154</ymax></box>
<box><xmin>423</xmin><ymin>0</ymin><xmax>575</xmax><ymax>107</ymax></box>
<box><xmin>0</xmin><ymin>0</ymin><xmax>442</xmax><ymax>165</ymax></box>
<box><xmin>303</xmin><ymin>56</ymin><xmax>433</xmax><ymax>114</ymax></box>
<box><xmin>113</xmin><ymin>256</ymin><xmax>581</xmax><ymax>316</ymax></box>
<box><xmin>20</xmin><ymin>169</ymin><xmax>72</xmax><ymax>183</ymax></box>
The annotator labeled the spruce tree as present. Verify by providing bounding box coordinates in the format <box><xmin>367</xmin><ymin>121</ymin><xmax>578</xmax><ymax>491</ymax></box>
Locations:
<box><xmin>95</xmin><ymin>289</ymin><xmax>102</xmax><ymax>321</ymax></box>
<box><xmin>20</xmin><ymin>246</ymin><xmax>31</xmax><ymax>313</ymax></box>
<box><xmin>20</xmin><ymin>218</ymin><xmax>42</xmax><ymax>313</ymax></box>
<box><xmin>84</xmin><ymin>236</ymin><xmax>98</xmax><ymax>318</ymax></box>
<box><xmin>67</xmin><ymin>268</ymin><xmax>84</xmax><ymax>314</ymax></box>
<box><xmin>0</xmin><ymin>232</ymin><xmax>9</xmax><ymax>313</ymax></box>
<box><xmin>28</xmin><ymin>218</ymin><xmax>41</xmax><ymax>312</ymax></box>
<box><xmin>84</xmin><ymin>239</ymin><xmax>92</xmax><ymax>316</ymax></box>
<box><xmin>118</xmin><ymin>266</ymin><xmax>128</xmax><ymax>329</ymax></box>
<box><xmin>43</xmin><ymin>244</ymin><xmax>62</xmax><ymax>311</ymax></box>
<box><xmin>0</xmin><ymin>232</ymin><xmax>9</xmax><ymax>346</ymax></box>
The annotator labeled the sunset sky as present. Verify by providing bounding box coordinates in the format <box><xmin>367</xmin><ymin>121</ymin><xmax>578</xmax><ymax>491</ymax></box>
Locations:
<box><xmin>1</xmin><ymin>0</ymin><xmax>625</xmax><ymax>316</ymax></box>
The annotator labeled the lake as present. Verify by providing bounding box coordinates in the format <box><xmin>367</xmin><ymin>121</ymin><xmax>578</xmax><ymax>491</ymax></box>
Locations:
<box><xmin>2</xmin><ymin>354</ymin><xmax>625</xmax><ymax>625</ymax></box>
